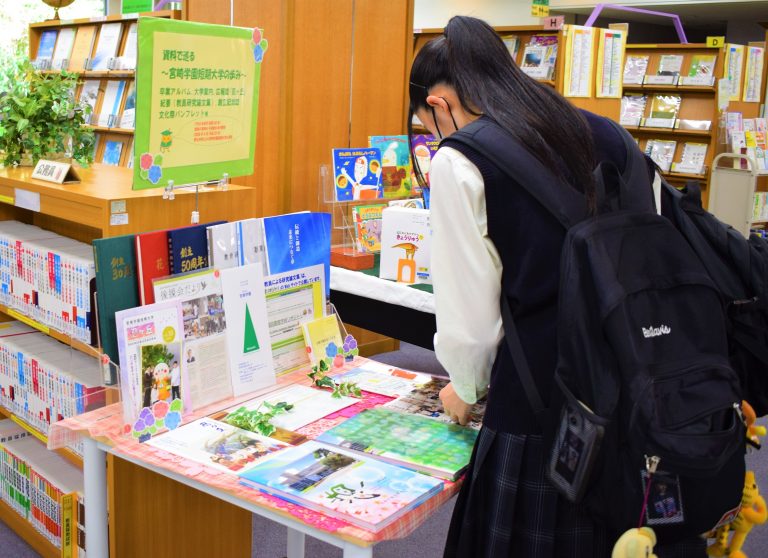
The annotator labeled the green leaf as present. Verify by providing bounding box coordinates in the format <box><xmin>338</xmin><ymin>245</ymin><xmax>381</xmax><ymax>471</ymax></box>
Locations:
<box><xmin>16</xmin><ymin>118</ymin><xmax>28</xmax><ymax>132</ymax></box>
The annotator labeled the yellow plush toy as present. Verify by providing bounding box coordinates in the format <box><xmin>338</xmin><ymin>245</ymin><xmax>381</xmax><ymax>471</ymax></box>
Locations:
<box><xmin>742</xmin><ymin>400</ymin><xmax>766</xmax><ymax>449</ymax></box>
<box><xmin>707</xmin><ymin>471</ymin><xmax>767</xmax><ymax>558</ymax></box>
<box><xmin>612</xmin><ymin>527</ymin><xmax>658</xmax><ymax>558</ymax></box>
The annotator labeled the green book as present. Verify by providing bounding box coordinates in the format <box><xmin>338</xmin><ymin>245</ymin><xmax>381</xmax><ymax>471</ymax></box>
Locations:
<box><xmin>93</xmin><ymin>234</ymin><xmax>139</xmax><ymax>380</ymax></box>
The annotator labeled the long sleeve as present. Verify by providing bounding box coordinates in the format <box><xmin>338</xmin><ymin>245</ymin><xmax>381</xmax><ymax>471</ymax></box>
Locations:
<box><xmin>430</xmin><ymin>146</ymin><xmax>503</xmax><ymax>405</ymax></box>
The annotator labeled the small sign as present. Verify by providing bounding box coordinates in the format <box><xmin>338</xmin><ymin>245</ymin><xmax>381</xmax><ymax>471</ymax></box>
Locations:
<box><xmin>111</xmin><ymin>200</ymin><xmax>127</xmax><ymax>214</ymax></box>
<box><xmin>31</xmin><ymin>159</ymin><xmax>81</xmax><ymax>185</ymax></box>
<box><xmin>532</xmin><ymin>5</ymin><xmax>550</xmax><ymax>16</ymax></box>
<box><xmin>14</xmin><ymin>189</ymin><xmax>41</xmax><ymax>212</ymax></box>
<box><xmin>110</xmin><ymin>213</ymin><xmax>130</xmax><ymax>226</ymax></box>
<box><xmin>707</xmin><ymin>36</ymin><xmax>725</xmax><ymax>48</ymax></box>
<box><xmin>644</xmin><ymin>75</ymin><xmax>678</xmax><ymax>85</ymax></box>
<box><xmin>679</xmin><ymin>75</ymin><xmax>716</xmax><ymax>87</ymax></box>
<box><xmin>543</xmin><ymin>15</ymin><xmax>565</xmax><ymax>30</ymax></box>
<box><xmin>122</xmin><ymin>0</ymin><xmax>153</xmax><ymax>14</ymax></box>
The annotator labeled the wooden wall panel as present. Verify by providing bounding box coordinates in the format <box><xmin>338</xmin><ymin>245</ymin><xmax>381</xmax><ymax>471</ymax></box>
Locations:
<box><xmin>184</xmin><ymin>0</ymin><xmax>231</xmax><ymax>26</ymax></box>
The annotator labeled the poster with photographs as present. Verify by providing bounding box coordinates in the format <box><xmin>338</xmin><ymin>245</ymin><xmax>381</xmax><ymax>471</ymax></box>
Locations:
<box><xmin>154</xmin><ymin>268</ymin><xmax>235</xmax><ymax>409</ymax></box>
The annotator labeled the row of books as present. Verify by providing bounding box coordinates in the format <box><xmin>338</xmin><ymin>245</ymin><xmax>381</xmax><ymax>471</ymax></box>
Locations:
<box><xmin>331</xmin><ymin>135</ymin><xmax>437</xmax><ymax>202</ymax></box>
<box><xmin>620</xmin><ymin>93</ymin><xmax>711</xmax><ymax>131</ymax></box>
<box><xmin>623</xmin><ymin>53</ymin><xmax>717</xmax><ymax>87</ymax></box>
<box><xmin>146</xmin><ymin>361</ymin><xmax>482</xmax><ymax>531</ymax></box>
<box><xmin>78</xmin><ymin>78</ymin><xmax>136</xmax><ymax>129</ymax></box>
<box><xmin>92</xmin><ymin>133</ymin><xmax>134</xmax><ymax>167</ymax></box>
<box><xmin>0</xmin><ymin>421</ymin><xmax>85</xmax><ymax>555</ymax></box>
<box><xmin>34</xmin><ymin>20</ymin><xmax>137</xmax><ymax>72</ymax></box>
<box><xmin>0</xmin><ymin>322</ymin><xmax>105</xmax><ymax>451</ymax></box>
<box><xmin>0</xmin><ymin>221</ymin><xmax>95</xmax><ymax>344</ymax></box>
<box><xmin>725</xmin><ymin>113</ymin><xmax>768</xmax><ymax>171</ymax></box>
<box><xmin>644</xmin><ymin>140</ymin><xmax>708</xmax><ymax>175</ymax></box>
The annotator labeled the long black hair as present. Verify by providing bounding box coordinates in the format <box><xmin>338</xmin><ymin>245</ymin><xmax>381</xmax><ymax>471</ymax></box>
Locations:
<box><xmin>408</xmin><ymin>16</ymin><xmax>596</xmax><ymax>204</ymax></box>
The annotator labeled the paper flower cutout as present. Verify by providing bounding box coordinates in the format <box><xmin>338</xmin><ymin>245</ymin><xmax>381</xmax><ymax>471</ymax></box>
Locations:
<box><xmin>252</xmin><ymin>28</ymin><xmax>268</xmax><ymax>63</ymax></box>
<box><xmin>165</xmin><ymin>411</ymin><xmax>182</xmax><ymax>430</ymax></box>
<box><xmin>148</xmin><ymin>164</ymin><xmax>163</xmax><ymax>184</ymax></box>
<box><xmin>153</xmin><ymin>400</ymin><xmax>169</xmax><ymax>419</ymax></box>
<box><xmin>325</xmin><ymin>342</ymin><xmax>338</xmax><ymax>358</ymax></box>
<box><xmin>140</xmin><ymin>153</ymin><xmax>154</xmax><ymax>171</ymax></box>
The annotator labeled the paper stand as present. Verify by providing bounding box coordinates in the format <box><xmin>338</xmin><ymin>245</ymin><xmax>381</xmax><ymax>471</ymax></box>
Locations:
<box><xmin>161</xmin><ymin>173</ymin><xmax>230</xmax><ymax>224</ymax></box>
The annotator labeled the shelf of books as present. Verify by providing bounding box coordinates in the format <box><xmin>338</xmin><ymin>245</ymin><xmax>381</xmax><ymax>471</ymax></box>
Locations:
<box><xmin>29</xmin><ymin>10</ymin><xmax>181</xmax><ymax>169</ymax></box>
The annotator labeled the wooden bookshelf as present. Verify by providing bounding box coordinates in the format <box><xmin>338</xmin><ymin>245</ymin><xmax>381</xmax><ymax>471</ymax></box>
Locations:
<box><xmin>0</xmin><ymin>407</ymin><xmax>83</xmax><ymax>468</ymax></box>
<box><xmin>0</xmin><ymin>497</ymin><xmax>59</xmax><ymax>558</ymax></box>
<box><xmin>0</xmin><ymin>302</ymin><xmax>97</xmax><ymax>358</ymax></box>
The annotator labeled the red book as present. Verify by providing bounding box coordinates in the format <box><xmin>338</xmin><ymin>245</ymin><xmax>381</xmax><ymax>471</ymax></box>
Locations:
<box><xmin>134</xmin><ymin>230</ymin><xmax>170</xmax><ymax>305</ymax></box>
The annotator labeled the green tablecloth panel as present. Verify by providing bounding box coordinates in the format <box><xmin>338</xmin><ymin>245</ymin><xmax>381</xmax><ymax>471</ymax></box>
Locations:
<box><xmin>358</xmin><ymin>254</ymin><xmax>434</xmax><ymax>294</ymax></box>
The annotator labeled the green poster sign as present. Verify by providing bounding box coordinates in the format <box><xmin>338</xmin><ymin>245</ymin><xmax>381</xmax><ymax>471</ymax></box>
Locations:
<box><xmin>122</xmin><ymin>0</ymin><xmax>154</xmax><ymax>14</ymax></box>
<box><xmin>133</xmin><ymin>17</ymin><xmax>266</xmax><ymax>190</ymax></box>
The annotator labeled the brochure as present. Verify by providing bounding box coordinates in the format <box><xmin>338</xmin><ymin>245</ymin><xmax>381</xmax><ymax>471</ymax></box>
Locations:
<box><xmin>301</xmin><ymin>314</ymin><xmax>344</xmax><ymax>367</ymax></box>
<box><xmin>332</xmin><ymin>361</ymin><xmax>433</xmax><ymax>397</ymax></box>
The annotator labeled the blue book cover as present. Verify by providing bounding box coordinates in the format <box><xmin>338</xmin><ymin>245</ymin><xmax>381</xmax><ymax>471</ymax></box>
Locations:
<box><xmin>102</xmin><ymin>141</ymin><xmax>123</xmax><ymax>166</ymax></box>
<box><xmin>331</xmin><ymin>148</ymin><xmax>382</xmax><ymax>201</ymax></box>
<box><xmin>262</xmin><ymin>212</ymin><xmax>331</xmax><ymax>294</ymax></box>
<box><xmin>36</xmin><ymin>30</ymin><xmax>58</xmax><ymax>62</ymax></box>
<box><xmin>167</xmin><ymin>221</ymin><xmax>226</xmax><ymax>275</ymax></box>
<box><xmin>238</xmin><ymin>440</ymin><xmax>443</xmax><ymax>531</ymax></box>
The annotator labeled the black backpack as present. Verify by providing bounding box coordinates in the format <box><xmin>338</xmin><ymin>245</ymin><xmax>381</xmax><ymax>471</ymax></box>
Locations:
<box><xmin>445</xmin><ymin>117</ymin><xmax>746</xmax><ymax>542</ymax></box>
<box><xmin>661</xmin><ymin>178</ymin><xmax>768</xmax><ymax>419</ymax></box>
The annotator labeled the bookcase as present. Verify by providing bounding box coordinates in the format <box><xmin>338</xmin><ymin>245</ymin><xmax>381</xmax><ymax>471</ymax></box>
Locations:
<box><xmin>28</xmin><ymin>9</ymin><xmax>182</xmax><ymax>169</ymax></box>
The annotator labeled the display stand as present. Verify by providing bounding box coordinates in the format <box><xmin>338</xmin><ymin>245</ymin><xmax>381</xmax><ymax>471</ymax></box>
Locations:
<box><xmin>162</xmin><ymin>173</ymin><xmax>230</xmax><ymax>224</ymax></box>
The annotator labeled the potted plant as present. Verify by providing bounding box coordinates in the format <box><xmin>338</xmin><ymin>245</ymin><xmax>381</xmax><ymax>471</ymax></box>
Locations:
<box><xmin>0</xmin><ymin>46</ymin><xmax>95</xmax><ymax>168</ymax></box>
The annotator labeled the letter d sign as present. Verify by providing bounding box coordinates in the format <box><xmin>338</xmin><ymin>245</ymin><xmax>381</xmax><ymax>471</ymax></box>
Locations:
<box><xmin>706</xmin><ymin>36</ymin><xmax>725</xmax><ymax>48</ymax></box>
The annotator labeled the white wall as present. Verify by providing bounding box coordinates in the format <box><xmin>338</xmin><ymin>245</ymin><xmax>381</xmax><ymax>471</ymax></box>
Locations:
<box><xmin>413</xmin><ymin>0</ymin><xmax>538</xmax><ymax>30</ymax></box>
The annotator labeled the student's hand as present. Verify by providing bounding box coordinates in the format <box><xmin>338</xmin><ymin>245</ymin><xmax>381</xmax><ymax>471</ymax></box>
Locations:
<box><xmin>439</xmin><ymin>382</ymin><xmax>472</xmax><ymax>426</ymax></box>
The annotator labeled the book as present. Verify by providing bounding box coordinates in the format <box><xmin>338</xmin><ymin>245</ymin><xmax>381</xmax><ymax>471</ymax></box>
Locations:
<box><xmin>383</xmin><ymin>376</ymin><xmax>486</xmax><ymax>430</ymax></box>
<box><xmin>501</xmin><ymin>35</ymin><xmax>520</xmax><ymax>61</ymax></box>
<box><xmin>332</xmin><ymin>361</ymin><xmax>433</xmax><ymax>397</ymax></box>
<box><xmin>102</xmin><ymin>140</ymin><xmax>124</xmax><ymax>166</ymax></box>
<box><xmin>332</xmin><ymin>148</ymin><xmax>383</xmax><ymax>201</ymax></box>
<box><xmin>238</xmin><ymin>440</ymin><xmax>443</xmax><ymax>531</ymax></box>
<box><xmin>51</xmin><ymin>27</ymin><xmax>76</xmax><ymax>70</ymax></box>
<box><xmin>115</xmin><ymin>300</ymin><xmax>187</xmax><ymax>425</ymax></box>
<box><xmin>644</xmin><ymin>94</ymin><xmax>681</xmax><ymax>129</ymax></box>
<box><xmin>368</xmin><ymin>135</ymin><xmax>413</xmax><ymax>197</ymax></box>
<box><xmin>262</xmin><ymin>212</ymin><xmax>331</xmax><ymax>295</ymax></box>
<box><xmin>225</xmin><ymin>384</ymin><xmax>357</xmax><ymax>432</ymax></box>
<box><xmin>146</xmin><ymin>418</ymin><xmax>289</xmax><ymax>474</ymax></box>
<box><xmin>645</xmin><ymin>139</ymin><xmax>677</xmax><ymax>172</ymax></box>
<box><xmin>671</xmin><ymin>143</ymin><xmax>708</xmax><ymax>175</ymax></box>
<box><xmin>134</xmin><ymin>229</ymin><xmax>170</xmax><ymax>305</ymax></box>
<box><xmin>657</xmin><ymin>54</ymin><xmax>684</xmax><ymax>77</ymax></box>
<box><xmin>520</xmin><ymin>44</ymin><xmax>552</xmax><ymax>79</ymax></box>
<box><xmin>379</xmin><ymin>206</ymin><xmax>431</xmax><ymax>284</ymax></box>
<box><xmin>219</xmin><ymin>264</ymin><xmax>276</xmax><ymax>396</ymax></box>
<box><xmin>117</xmin><ymin>22</ymin><xmax>138</xmax><ymax>70</ymax></box>
<box><xmin>90</xmin><ymin>22</ymin><xmax>123</xmax><ymax>71</ymax></box>
<box><xmin>622</xmin><ymin>54</ymin><xmax>649</xmax><ymax>85</ymax></box>
<box><xmin>301</xmin><ymin>314</ymin><xmax>343</xmax><ymax>366</ymax></box>
<box><xmin>120</xmin><ymin>80</ymin><xmax>137</xmax><ymax>129</ymax></box>
<box><xmin>167</xmin><ymin>221</ymin><xmax>225</xmax><ymax>275</ymax></box>
<box><xmin>410</xmin><ymin>134</ymin><xmax>439</xmax><ymax>187</ymax></box>
<box><xmin>207</xmin><ymin>218</ymin><xmax>263</xmax><ymax>270</ymax></box>
<box><xmin>619</xmin><ymin>94</ymin><xmax>647</xmax><ymax>127</ymax></box>
<box><xmin>352</xmin><ymin>203</ymin><xmax>385</xmax><ymax>253</ymax></box>
<box><xmin>92</xmin><ymin>233</ymin><xmax>139</xmax><ymax>373</ymax></box>
<box><xmin>97</xmin><ymin>80</ymin><xmax>126</xmax><ymax>127</ymax></box>
<box><xmin>78</xmin><ymin>79</ymin><xmax>101</xmax><ymax>125</ymax></box>
<box><xmin>68</xmin><ymin>25</ymin><xmax>97</xmax><ymax>72</ymax></box>
<box><xmin>688</xmin><ymin>54</ymin><xmax>717</xmax><ymax>78</ymax></box>
<box><xmin>35</xmin><ymin>30</ymin><xmax>58</xmax><ymax>69</ymax></box>
<box><xmin>315</xmin><ymin>407</ymin><xmax>478</xmax><ymax>481</ymax></box>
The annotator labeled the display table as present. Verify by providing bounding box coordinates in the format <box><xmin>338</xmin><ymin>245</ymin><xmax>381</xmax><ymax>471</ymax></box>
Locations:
<box><xmin>330</xmin><ymin>257</ymin><xmax>436</xmax><ymax>350</ymax></box>
<box><xmin>48</xmin><ymin>359</ymin><xmax>459</xmax><ymax>558</ymax></box>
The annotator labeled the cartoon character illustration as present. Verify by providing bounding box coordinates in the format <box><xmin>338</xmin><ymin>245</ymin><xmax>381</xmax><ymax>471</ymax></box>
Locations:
<box><xmin>160</xmin><ymin>129</ymin><xmax>173</xmax><ymax>152</ymax></box>
<box><xmin>325</xmin><ymin>482</ymin><xmax>381</xmax><ymax>504</ymax></box>
<box><xmin>392</xmin><ymin>242</ymin><xmax>418</xmax><ymax>260</ymax></box>
<box><xmin>706</xmin><ymin>471</ymin><xmax>767</xmax><ymax>558</ymax></box>
<box><xmin>612</xmin><ymin>527</ymin><xmax>658</xmax><ymax>558</ymax></box>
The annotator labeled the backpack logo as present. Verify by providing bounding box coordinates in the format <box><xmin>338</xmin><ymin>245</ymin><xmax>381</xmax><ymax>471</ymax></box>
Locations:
<box><xmin>642</xmin><ymin>325</ymin><xmax>671</xmax><ymax>338</ymax></box>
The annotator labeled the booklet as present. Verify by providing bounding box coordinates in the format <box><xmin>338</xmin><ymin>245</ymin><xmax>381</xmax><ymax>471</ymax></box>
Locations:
<box><xmin>301</xmin><ymin>314</ymin><xmax>343</xmax><ymax>367</ymax></box>
<box><xmin>332</xmin><ymin>361</ymin><xmax>433</xmax><ymax>397</ymax></box>
<box><xmin>671</xmin><ymin>143</ymin><xmax>708</xmax><ymax>175</ymax></box>
<box><xmin>644</xmin><ymin>95</ymin><xmax>681</xmax><ymax>129</ymax></box>
<box><xmin>238</xmin><ymin>440</ymin><xmax>443</xmax><ymax>531</ymax></box>
<box><xmin>645</xmin><ymin>139</ymin><xmax>677</xmax><ymax>172</ymax></box>
<box><xmin>146</xmin><ymin>418</ymin><xmax>289</xmax><ymax>474</ymax></box>
<box><xmin>622</xmin><ymin>55</ymin><xmax>649</xmax><ymax>85</ymax></box>
<box><xmin>619</xmin><ymin>94</ymin><xmax>647</xmax><ymax>127</ymax></box>
<box><xmin>315</xmin><ymin>407</ymin><xmax>478</xmax><ymax>480</ymax></box>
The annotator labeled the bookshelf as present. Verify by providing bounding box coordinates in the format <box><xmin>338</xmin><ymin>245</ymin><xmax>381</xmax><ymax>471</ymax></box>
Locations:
<box><xmin>28</xmin><ymin>10</ymin><xmax>182</xmax><ymax>169</ymax></box>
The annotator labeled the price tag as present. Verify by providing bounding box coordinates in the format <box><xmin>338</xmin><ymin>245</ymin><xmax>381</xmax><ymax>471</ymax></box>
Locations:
<box><xmin>31</xmin><ymin>159</ymin><xmax>81</xmax><ymax>185</ymax></box>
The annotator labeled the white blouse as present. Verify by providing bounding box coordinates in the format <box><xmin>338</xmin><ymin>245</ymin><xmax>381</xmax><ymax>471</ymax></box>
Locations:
<box><xmin>429</xmin><ymin>146</ymin><xmax>504</xmax><ymax>405</ymax></box>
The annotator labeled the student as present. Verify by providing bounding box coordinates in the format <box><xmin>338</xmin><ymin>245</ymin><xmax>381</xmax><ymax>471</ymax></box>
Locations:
<box><xmin>407</xmin><ymin>15</ymin><xmax>703</xmax><ymax>558</ymax></box>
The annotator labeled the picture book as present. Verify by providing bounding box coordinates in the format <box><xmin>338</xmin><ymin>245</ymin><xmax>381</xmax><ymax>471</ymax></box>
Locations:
<box><xmin>78</xmin><ymin>80</ymin><xmax>101</xmax><ymax>124</ymax></box>
<box><xmin>51</xmin><ymin>27</ymin><xmax>76</xmax><ymax>70</ymax></box>
<box><xmin>35</xmin><ymin>30</ymin><xmax>58</xmax><ymax>69</ymax></box>
<box><xmin>262</xmin><ymin>212</ymin><xmax>331</xmax><ymax>295</ymax></box>
<box><xmin>146</xmin><ymin>418</ymin><xmax>289</xmax><ymax>474</ymax></box>
<box><xmin>102</xmin><ymin>140</ymin><xmax>124</xmax><ymax>166</ymax></box>
<box><xmin>167</xmin><ymin>221</ymin><xmax>225</xmax><ymax>275</ymax></box>
<box><xmin>383</xmin><ymin>376</ymin><xmax>486</xmax><ymax>430</ymax></box>
<box><xmin>301</xmin><ymin>314</ymin><xmax>343</xmax><ymax>367</ymax></box>
<box><xmin>315</xmin><ymin>407</ymin><xmax>478</xmax><ymax>480</ymax></box>
<box><xmin>332</xmin><ymin>361</ymin><xmax>433</xmax><ymax>397</ymax></box>
<box><xmin>238</xmin><ymin>440</ymin><xmax>443</xmax><ymax>531</ymax></box>
<box><xmin>226</xmin><ymin>384</ymin><xmax>357</xmax><ymax>432</ymax></box>
<box><xmin>220</xmin><ymin>264</ymin><xmax>276</xmax><ymax>396</ymax></box>
<box><xmin>134</xmin><ymin>229</ymin><xmax>170</xmax><ymax>305</ymax></box>
<box><xmin>352</xmin><ymin>204</ymin><xmax>385</xmax><ymax>253</ymax></box>
<box><xmin>622</xmin><ymin>54</ymin><xmax>649</xmax><ymax>85</ymax></box>
<box><xmin>117</xmin><ymin>22</ymin><xmax>138</xmax><ymax>70</ymax></box>
<box><xmin>619</xmin><ymin>94</ymin><xmax>647</xmax><ymax>127</ymax></box>
<box><xmin>368</xmin><ymin>135</ymin><xmax>413</xmax><ymax>197</ymax></box>
<box><xmin>93</xmin><ymin>233</ymin><xmax>139</xmax><ymax>374</ymax></box>
<box><xmin>90</xmin><ymin>22</ymin><xmax>123</xmax><ymax>71</ymax></box>
<box><xmin>120</xmin><ymin>81</ymin><xmax>137</xmax><ymax>129</ymax></box>
<box><xmin>153</xmin><ymin>268</ymin><xmax>234</xmax><ymax>410</ymax></box>
<box><xmin>379</xmin><ymin>207</ymin><xmax>431</xmax><ymax>284</ymax></box>
<box><xmin>644</xmin><ymin>94</ymin><xmax>681</xmax><ymax>129</ymax></box>
<box><xmin>410</xmin><ymin>134</ymin><xmax>439</xmax><ymax>188</ymax></box>
<box><xmin>671</xmin><ymin>143</ymin><xmax>708</xmax><ymax>175</ymax></box>
<box><xmin>68</xmin><ymin>25</ymin><xmax>97</xmax><ymax>72</ymax></box>
<box><xmin>97</xmin><ymin>80</ymin><xmax>126</xmax><ymax>128</ymax></box>
<box><xmin>115</xmin><ymin>301</ymin><xmax>187</xmax><ymax>426</ymax></box>
<box><xmin>332</xmin><ymin>148</ymin><xmax>382</xmax><ymax>201</ymax></box>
